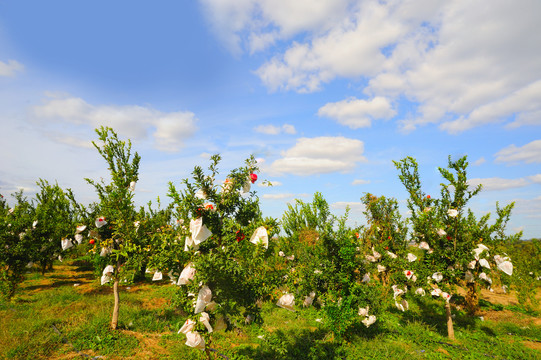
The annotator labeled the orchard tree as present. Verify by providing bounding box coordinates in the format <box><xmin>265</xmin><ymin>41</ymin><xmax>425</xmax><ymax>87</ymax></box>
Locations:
<box><xmin>30</xmin><ymin>179</ymin><xmax>84</xmax><ymax>274</ymax></box>
<box><xmin>167</xmin><ymin>154</ymin><xmax>279</xmax><ymax>358</ymax></box>
<box><xmin>394</xmin><ymin>155</ymin><xmax>518</xmax><ymax>339</ymax></box>
<box><xmin>135</xmin><ymin>199</ymin><xmax>179</xmax><ymax>283</ymax></box>
<box><xmin>0</xmin><ymin>191</ymin><xmax>34</xmax><ymax>300</ymax></box>
<box><xmin>279</xmin><ymin>192</ymin><xmax>386</xmax><ymax>337</ymax></box>
<box><xmin>85</xmin><ymin>126</ymin><xmax>141</xmax><ymax>329</ymax></box>
<box><xmin>356</xmin><ymin>193</ymin><xmax>417</xmax><ymax>316</ymax></box>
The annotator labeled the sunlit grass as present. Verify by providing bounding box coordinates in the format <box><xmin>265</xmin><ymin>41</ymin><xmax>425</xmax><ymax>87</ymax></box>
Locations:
<box><xmin>1</xmin><ymin>260</ymin><xmax>539</xmax><ymax>359</ymax></box>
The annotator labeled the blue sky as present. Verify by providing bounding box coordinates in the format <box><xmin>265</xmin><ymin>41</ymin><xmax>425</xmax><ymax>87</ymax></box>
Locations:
<box><xmin>1</xmin><ymin>0</ymin><xmax>540</xmax><ymax>238</ymax></box>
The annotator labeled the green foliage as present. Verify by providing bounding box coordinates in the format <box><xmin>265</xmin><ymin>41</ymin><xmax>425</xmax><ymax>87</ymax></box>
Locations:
<box><xmin>30</xmin><ymin>179</ymin><xmax>84</xmax><ymax>274</ymax></box>
<box><xmin>278</xmin><ymin>192</ymin><xmax>389</xmax><ymax>338</ymax></box>
<box><xmin>167</xmin><ymin>154</ymin><xmax>279</xmax><ymax>353</ymax></box>
<box><xmin>394</xmin><ymin>155</ymin><xmax>521</xmax><ymax>333</ymax></box>
<box><xmin>0</xmin><ymin>190</ymin><xmax>35</xmax><ymax>300</ymax></box>
<box><xmin>84</xmin><ymin>126</ymin><xmax>141</xmax><ymax>272</ymax></box>
<box><xmin>507</xmin><ymin>239</ymin><xmax>541</xmax><ymax>309</ymax></box>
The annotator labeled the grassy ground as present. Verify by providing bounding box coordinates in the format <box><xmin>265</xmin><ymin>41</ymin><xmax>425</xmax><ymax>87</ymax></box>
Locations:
<box><xmin>1</xmin><ymin>260</ymin><xmax>540</xmax><ymax>360</ymax></box>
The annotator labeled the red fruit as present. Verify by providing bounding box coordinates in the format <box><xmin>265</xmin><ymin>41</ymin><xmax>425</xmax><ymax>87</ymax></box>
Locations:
<box><xmin>388</xmin><ymin>236</ymin><xmax>391</xmax><ymax>240</ymax></box>
<box><xmin>89</xmin><ymin>239</ymin><xmax>95</xmax><ymax>245</ymax></box>
<box><xmin>355</xmin><ymin>232</ymin><xmax>360</xmax><ymax>238</ymax></box>
<box><xmin>250</xmin><ymin>173</ymin><xmax>258</xmax><ymax>184</ymax></box>
<box><xmin>385</xmin><ymin>246</ymin><xmax>389</xmax><ymax>250</ymax></box>
<box><xmin>446</xmin><ymin>235</ymin><xmax>451</xmax><ymax>240</ymax></box>
<box><xmin>236</xmin><ymin>230</ymin><xmax>245</xmax><ymax>242</ymax></box>
<box><xmin>205</xmin><ymin>204</ymin><xmax>214</xmax><ymax>210</ymax></box>
<box><xmin>427</xmin><ymin>195</ymin><xmax>431</xmax><ymax>199</ymax></box>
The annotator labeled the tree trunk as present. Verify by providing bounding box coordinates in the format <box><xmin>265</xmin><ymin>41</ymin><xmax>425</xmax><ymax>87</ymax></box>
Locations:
<box><xmin>465</xmin><ymin>282</ymin><xmax>479</xmax><ymax>315</ymax></box>
<box><xmin>111</xmin><ymin>278</ymin><xmax>120</xmax><ymax>329</ymax></box>
<box><xmin>205</xmin><ymin>338</ymin><xmax>212</xmax><ymax>360</ymax></box>
<box><xmin>445</xmin><ymin>302</ymin><xmax>455</xmax><ymax>340</ymax></box>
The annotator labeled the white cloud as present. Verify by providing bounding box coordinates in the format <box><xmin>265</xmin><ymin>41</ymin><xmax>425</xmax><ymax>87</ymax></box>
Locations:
<box><xmin>467</xmin><ymin>177</ymin><xmax>530</xmax><ymax>191</ymax></box>
<box><xmin>512</xmin><ymin>196</ymin><xmax>541</xmax><ymax>219</ymax></box>
<box><xmin>32</xmin><ymin>95</ymin><xmax>197</xmax><ymax>152</ymax></box>
<box><xmin>45</xmin><ymin>133</ymin><xmax>94</xmax><ymax>149</ymax></box>
<box><xmin>200</xmin><ymin>0</ymin><xmax>350</xmax><ymax>55</ymax></box>
<box><xmin>257</xmin><ymin>180</ymin><xmax>282</xmax><ymax>187</ymax></box>
<box><xmin>439</xmin><ymin>80</ymin><xmax>541</xmax><ymax>133</ymax></box>
<box><xmin>380</xmin><ymin>0</ymin><xmax>541</xmax><ymax>132</ymax></box>
<box><xmin>472</xmin><ymin>157</ymin><xmax>486</xmax><ymax>166</ymax></box>
<box><xmin>262</xmin><ymin>193</ymin><xmax>308</xmax><ymax>200</ymax></box>
<box><xmin>0</xmin><ymin>60</ymin><xmax>24</xmax><ymax>77</ymax></box>
<box><xmin>331</xmin><ymin>201</ymin><xmax>365</xmax><ymax>211</ymax></box>
<box><xmin>318</xmin><ymin>96</ymin><xmax>395</xmax><ymax>128</ymax></box>
<box><xmin>256</xmin><ymin>1</ymin><xmax>408</xmax><ymax>92</ymax></box>
<box><xmin>494</xmin><ymin>139</ymin><xmax>541</xmax><ymax>164</ymax></box>
<box><xmin>267</xmin><ymin>136</ymin><xmax>366</xmax><ymax>176</ymax></box>
<box><xmin>254</xmin><ymin>123</ymin><xmax>296</xmax><ymax>135</ymax></box>
<box><xmin>204</xmin><ymin>0</ymin><xmax>541</xmax><ymax>133</ymax></box>
<box><xmin>352</xmin><ymin>179</ymin><xmax>370</xmax><ymax>185</ymax></box>
<box><xmin>527</xmin><ymin>174</ymin><xmax>541</xmax><ymax>184</ymax></box>
<box><xmin>282</xmin><ymin>124</ymin><xmax>296</xmax><ymax>134</ymax></box>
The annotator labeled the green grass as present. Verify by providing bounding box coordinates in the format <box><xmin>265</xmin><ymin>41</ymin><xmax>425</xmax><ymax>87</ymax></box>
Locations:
<box><xmin>1</xmin><ymin>260</ymin><xmax>540</xmax><ymax>359</ymax></box>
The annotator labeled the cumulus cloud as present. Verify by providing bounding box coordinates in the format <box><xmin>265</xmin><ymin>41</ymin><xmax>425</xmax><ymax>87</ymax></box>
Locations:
<box><xmin>467</xmin><ymin>177</ymin><xmax>530</xmax><ymax>191</ymax></box>
<box><xmin>527</xmin><ymin>174</ymin><xmax>541</xmax><ymax>184</ymax></box>
<box><xmin>472</xmin><ymin>157</ymin><xmax>486</xmax><ymax>166</ymax></box>
<box><xmin>32</xmin><ymin>95</ymin><xmax>197</xmax><ymax>152</ymax></box>
<box><xmin>254</xmin><ymin>123</ymin><xmax>296</xmax><ymax>135</ymax></box>
<box><xmin>494</xmin><ymin>139</ymin><xmax>541</xmax><ymax>164</ymax></box>
<box><xmin>202</xmin><ymin>0</ymin><xmax>541</xmax><ymax>133</ymax></box>
<box><xmin>439</xmin><ymin>80</ymin><xmax>541</xmax><ymax>133</ymax></box>
<box><xmin>262</xmin><ymin>193</ymin><xmax>308</xmax><ymax>200</ymax></box>
<box><xmin>0</xmin><ymin>60</ymin><xmax>24</xmax><ymax>77</ymax></box>
<box><xmin>512</xmin><ymin>196</ymin><xmax>541</xmax><ymax>218</ymax></box>
<box><xmin>318</xmin><ymin>96</ymin><xmax>396</xmax><ymax>128</ymax></box>
<box><xmin>267</xmin><ymin>136</ymin><xmax>366</xmax><ymax>176</ymax></box>
<box><xmin>200</xmin><ymin>0</ymin><xmax>350</xmax><ymax>55</ymax></box>
<box><xmin>331</xmin><ymin>201</ymin><xmax>365</xmax><ymax>212</ymax></box>
<box><xmin>352</xmin><ymin>179</ymin><xmax>370</xmax><ymax>185</ymax></box>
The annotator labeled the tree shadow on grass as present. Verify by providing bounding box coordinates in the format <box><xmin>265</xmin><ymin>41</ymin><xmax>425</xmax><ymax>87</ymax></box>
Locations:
<box><xmin>402</xmin><ymin>296</ymin><xmax>477</xmax><ymax>338</ymax></box>
<box><xmin>23</xmin><ymin>278</ymin><xmax>92</xmax><ymax>292</ymax></box>
<box><xmin>233</xmin><ymin>328</ymin><xmax>344</xmax><ymax>360</ymax></box>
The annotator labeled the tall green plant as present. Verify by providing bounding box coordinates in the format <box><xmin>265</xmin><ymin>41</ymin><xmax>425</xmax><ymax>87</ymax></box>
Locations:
<box><xmin>394</xmin><ymin>156</ymin><xmax>519</xmax><ymax>339</ymax></box>
<box><xmin>85</xmin><ymin>126</ymin><xmax>141</xmax><ymax>329</ymax></box>
<box><xmin>31</xmin><ymin>179</ymin><xmax>83</xmax><ymax>274</ymax></box>
<box><xmin>0</xmin><ymin>191</ymin><xmax>34</xmax><ymax>300</ymax></box>
<box><xmin>279</xmin><ymin>192</ymin><xmax>387</xmax><ymax>338</ymax></box>
<box><xmin>168</xmin><ymin>154</ymin><xmax>278</xmax><ymax>358</ymax></box>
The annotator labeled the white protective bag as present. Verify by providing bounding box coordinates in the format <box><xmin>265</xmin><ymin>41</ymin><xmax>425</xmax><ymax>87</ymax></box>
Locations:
<box><xmin>152</xmin><ymin>272</ymin><xmax>163</xmax><ymax>281</ymax></box>
<box><xmin>101</xmin><ymin>265</ymin><xmax>114</xmax><ymax>285</ymax></box>
<box><xmin>250</xmin><ymin>226</ymin><xmax>269</xmax><ymax>249</ymax></box>
<box><xmin>61</xmin><ymin>238</ymin><xmax>73</xmax><ymax>251</ymax></box>
<box><xmin>199</xmin><ymin>312</ymin><xmax>213</xmax><ymax>333</ymax></box>
<box><xmin>277</xmin><ymin>293</ymin><xmax>295</xmax><ymax>311</ymax></box>
<box><xmin>177</xmin><ymin>262</ymin><xmax>196</xmax><ymax>285</ymax></box>
<box><xmin>358</xmin><ymin>306</ymin><xmax>369</xmax><ymax>317</ymax></box>
<box><xmin>194</xmin><ymin>286</ymin><xmax>212</xmax><ymax>314</ymax></box>
<box><xmin>95</xmin><ymin>217</ymin><xmax>107</xmax><ymax>228</ymax></box>
<box><xmin>75</xmin><ymin>234</ymin><xmax>83</xmax><ymax>245</ymax></box>
<box><xmin>362</xmin><ymin>315</ymin><xmax>376</xmax><ymax>328</ymax></box>
<box><xmin>498</xmin><ymin>260</ymin><xmax>513</xmax><ymax>276</ymax></box>
<box><xmin>178</xmin><ymin>319</ymin><xmax>196</xmax><ymax>334</ymax></box>
<box><xmin>303</xmin><ymin>292</ymin><xmax>316</xmax><ymax>307</ymax></box>
<box><xmin>190</xmin><ymin>218</ymin><xmax>212</xmax><ymax>245</ymax></box>
<box><xmin>185</xmin><ymin>331</ymin><xmax>205</xmax><ymax>350</ymax></box>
